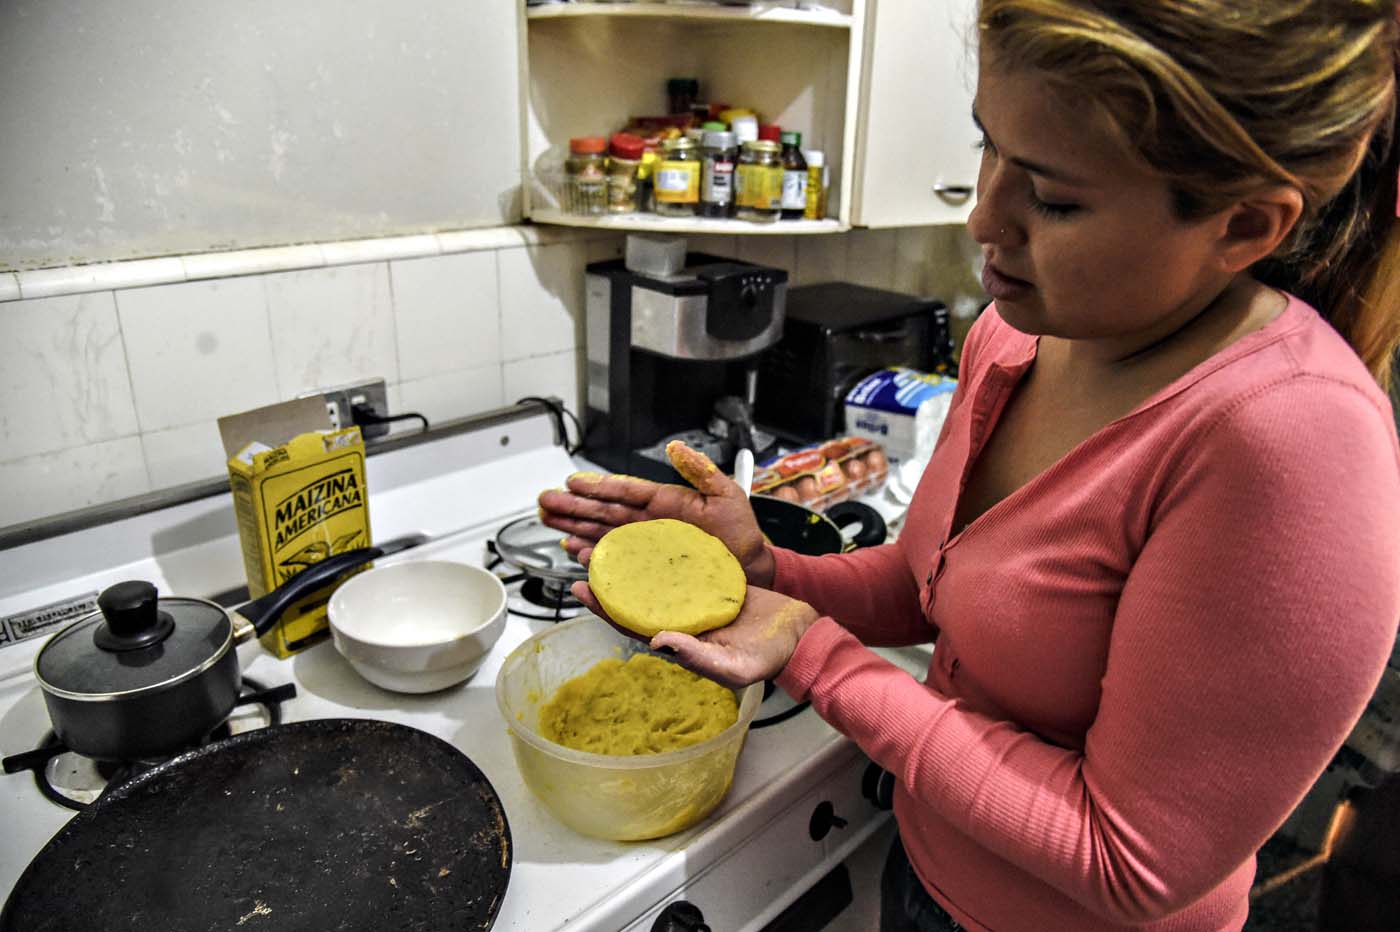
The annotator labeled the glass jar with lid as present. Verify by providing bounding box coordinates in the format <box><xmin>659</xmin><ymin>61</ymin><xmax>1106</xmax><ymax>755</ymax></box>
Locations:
<box><xmin>699</xmin><ymin>130</ymin><xmax>737</xmax><ymax>219</ymax></box>
<box><xmin>734</xmin><ymin>140</ymin><xmax>783</xmax><ymax>223</ymax></box>
<box><xmin>653</xmin><ymin>137</ymin><xmax>701</xmax><ymax>217</ymax></box>
<box><xmin>564</xmin><ymin>136</ymin><xmax>607</xmax><ymax>215</ymax></box>
<box><xmin>605</xmin><ymin>133</ymin><xmax>645</xmax><ymax>214</ymax></box>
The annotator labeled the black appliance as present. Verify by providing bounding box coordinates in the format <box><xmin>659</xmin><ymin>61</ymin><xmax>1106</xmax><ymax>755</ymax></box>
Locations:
<box><xmin>754</xmin><ymin>282</ymin><xmax>952</xmax><ymax>443</ymax></box>
<box><xmin>583</xmin><ymin>254</ymin><xmax>788</xmax><ymax>482</ymax></box>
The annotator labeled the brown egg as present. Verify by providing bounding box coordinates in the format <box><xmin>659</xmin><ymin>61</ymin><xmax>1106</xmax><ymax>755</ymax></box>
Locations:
<box><xmin>794</xmin><ymin>476</ymin><xmax>820</xmax><ymax>502</ymax></box>
<box><xmin>843</xmin><ymin>458</ymin><xmax>869</xmax><ymax>482</ymax></box>
<box><xmin>772</xmin><ymin>484</ymin><xmax>802</xmax><ymax>503</ymax></box>
<box><xmin>864</xmin><ymin>448</ymin><xmax>888</xmax><ymax>475</ymax></box>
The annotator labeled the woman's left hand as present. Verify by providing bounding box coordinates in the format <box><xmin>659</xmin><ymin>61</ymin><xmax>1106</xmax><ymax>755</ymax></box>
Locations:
<box><xmin>570</xmin><ymin>581</ymin><xmax>820</xmax><ymax>690</ymax></box>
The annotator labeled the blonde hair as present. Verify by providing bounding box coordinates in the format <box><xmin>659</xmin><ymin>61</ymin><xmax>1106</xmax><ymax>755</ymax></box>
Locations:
<box><xmin>979</xmin><ymin>0</ymin><xmax>1400</xmax><ymax>389</ymax></box>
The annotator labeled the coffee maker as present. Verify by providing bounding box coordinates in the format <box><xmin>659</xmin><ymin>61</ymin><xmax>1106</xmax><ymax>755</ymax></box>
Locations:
<box><xmin>582</xmin><ymin>253</ymin><xmax>788</xmax><ymax>483</ymax></box>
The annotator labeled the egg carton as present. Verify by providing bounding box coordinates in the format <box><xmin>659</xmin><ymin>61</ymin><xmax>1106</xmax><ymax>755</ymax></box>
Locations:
<box><xmin>749</xmin><ymin>436</ymin><xmax>889</xmax><ymax>510</ymax></box>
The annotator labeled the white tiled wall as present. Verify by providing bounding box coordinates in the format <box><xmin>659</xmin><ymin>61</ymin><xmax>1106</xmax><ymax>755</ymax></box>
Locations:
<box><xmin>0</xmin><ymin>224</ymin><xmax>981</xmax><ymax>529</ymax></box>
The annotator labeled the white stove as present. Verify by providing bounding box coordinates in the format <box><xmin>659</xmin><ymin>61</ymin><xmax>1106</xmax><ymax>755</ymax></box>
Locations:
<box><xmin>0</xmin><ymin>406</ymin><xmax>924</xmax><ymax>932</ymax></box>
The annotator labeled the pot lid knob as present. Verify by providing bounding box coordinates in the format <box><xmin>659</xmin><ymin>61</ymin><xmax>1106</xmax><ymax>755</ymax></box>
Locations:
<box><xmin>94</xmin><ymin>581</ymin><xmax>175</xmax><ymax>652</ymax></box>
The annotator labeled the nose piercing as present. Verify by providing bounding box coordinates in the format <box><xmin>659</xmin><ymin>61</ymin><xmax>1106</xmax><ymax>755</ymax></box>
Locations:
<box><xmin>1000</xmin><ymin>227</ymin><xmax>1006</xmax><ymax>235</ymax></box>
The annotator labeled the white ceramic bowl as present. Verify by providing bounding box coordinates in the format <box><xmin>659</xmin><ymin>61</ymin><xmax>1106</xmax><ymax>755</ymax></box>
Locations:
<box><xmin>328</xmin><ymin>560</ymin><xmax>507</xmax><ymax>694</ymax></box>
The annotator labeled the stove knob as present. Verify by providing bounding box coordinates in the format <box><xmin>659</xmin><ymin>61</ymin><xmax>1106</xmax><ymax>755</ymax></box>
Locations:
<box><xmin>651</xmin><ymin>900</ymin><xmax>710</xmax><ymax>932</ymax></box>
<box><xmin>862</xmin><ymin>761</ymin><xmax>897</xmax><ymax>811</ymax></box>
<box><xmin>808</xmin><ymin>800</ymin><xmax>849</xmax><ymax>841</ymax></box>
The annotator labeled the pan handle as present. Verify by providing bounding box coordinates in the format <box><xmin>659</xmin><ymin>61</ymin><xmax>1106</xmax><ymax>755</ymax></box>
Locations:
<box><xmin>3</xmin><ymin>741</ymin><xmax>68</xmax><ymax>775</ymax></box>
<box><xmin>823</xmin><ymin>501</ymin><xmax>888</xmax><ymax>550</ymax></box>
<box><xmin>232</xmin><ymin>546</ymin><xmax>384</xmax><ymax>640</ymax></box>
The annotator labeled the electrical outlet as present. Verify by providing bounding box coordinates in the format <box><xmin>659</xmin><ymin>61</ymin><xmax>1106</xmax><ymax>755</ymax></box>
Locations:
<box><xmin>309</xmin><ymin>378</ymin><xmax>390</xmax><ymax>441</ymax></box>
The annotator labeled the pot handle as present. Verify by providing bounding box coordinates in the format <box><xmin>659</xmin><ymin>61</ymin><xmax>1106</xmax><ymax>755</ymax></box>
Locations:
<box><xmin>823</xmin><ymin>501</ymin><xmax>888</xmax><ymax>550</ymax></box>
<box><xmin>234</xmin><ymin>546</ymin><xmax>384</xmax><ymax>639</ymax></box>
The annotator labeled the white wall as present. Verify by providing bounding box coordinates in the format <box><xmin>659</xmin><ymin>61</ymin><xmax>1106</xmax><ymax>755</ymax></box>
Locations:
<box><xmin>0</xmin><ymin>224</ymin><xmax>983</xmax><ymax>530</ymax></box>
<box><xmin>0</xmin><ymin>0</ymin><xmax>523</xmax><ymax>270</ymax></box>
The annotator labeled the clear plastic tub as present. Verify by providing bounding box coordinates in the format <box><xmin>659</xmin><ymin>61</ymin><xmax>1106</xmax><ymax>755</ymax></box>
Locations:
<box><xmin>495</xmin><ymin>615</ymin><xmax>763</xmax><ymax>841</ymax></box>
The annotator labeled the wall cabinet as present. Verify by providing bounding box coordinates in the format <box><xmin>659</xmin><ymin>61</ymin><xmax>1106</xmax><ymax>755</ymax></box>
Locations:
<box><xmin>519</xmin><ymin>2</ymin><xmax>867</xmax><ymax>235</ymax></box>
<box><xmin>519</xmin><ymin>1</ymin><xmax>980</xmax><ymax>235</ymax></box>
<box><xmin>851</xmin><ymin>0</ymin><xmax>981</xmax><ymax>227</ymax></box>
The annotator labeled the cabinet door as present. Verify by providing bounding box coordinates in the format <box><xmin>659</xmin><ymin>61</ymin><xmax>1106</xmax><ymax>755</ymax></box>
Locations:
<box><xmin>852</xmin><ymin>0</ymin><xmax>981</xmax><ymax>228</ymax></box>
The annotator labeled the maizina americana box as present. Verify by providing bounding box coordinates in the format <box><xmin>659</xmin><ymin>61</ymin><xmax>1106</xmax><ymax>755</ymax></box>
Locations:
<box><xmin>226</xmin><ymin>427</ymin><xmax>371</xmax><ymax>657</ymax></box>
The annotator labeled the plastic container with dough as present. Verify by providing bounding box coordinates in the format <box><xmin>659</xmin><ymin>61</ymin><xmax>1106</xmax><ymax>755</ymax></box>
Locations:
<box><xmin>495</xmin><ymin>615</ymin><xmax>762</xmax><ymax>841</ymax></box>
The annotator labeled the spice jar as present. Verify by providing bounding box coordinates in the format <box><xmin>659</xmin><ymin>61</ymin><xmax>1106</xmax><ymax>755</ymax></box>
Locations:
<box><xmin>699</xmin><ymin>130</ymin><xmax>738</xmax><ymax>219</ymax></box>
<box><xmin>735</xmin><ymin>140</ymin><xmax>783</xmax><ymax>223</ymax></box>
<box><xmin>654</xmin><ymin>137</ymin><xmax>701</xmax><ymax>217</ymax></box>
<box><xmin>564</xmin><ymin>136</ymin><xmax>607</xmax><ymax>215</ymax></box>
<box><xmin>803</xmin><ymin>149</ymin><xmax>828</xmax><ymax>220</ymax></box>
<box><xmin>606</xmin><ymin>133</ymin><xmax>645</xmax><ymax>214</ymax></box>
<box><xmin>779</xmin><ymin>131</ymin><xmax>809</xmax><ymax>220</ymax></box>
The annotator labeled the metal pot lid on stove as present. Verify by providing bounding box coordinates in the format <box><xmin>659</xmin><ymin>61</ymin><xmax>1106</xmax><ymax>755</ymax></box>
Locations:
<box><xmin>35</xmin><ymin>581</ymin><xmax>231</xmax><ymax>699</ymax></box>
<box><xmin>494</xmin><ymin>516</ymin><xmax>588</xmax><ymax>583</ymax></box>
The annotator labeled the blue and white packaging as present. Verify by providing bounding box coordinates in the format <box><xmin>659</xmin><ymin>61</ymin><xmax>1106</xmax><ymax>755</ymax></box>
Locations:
<box><xmin>843</xmin><ymin>367</ymin><xmax>957</xmax><ymax>463</ymax></box>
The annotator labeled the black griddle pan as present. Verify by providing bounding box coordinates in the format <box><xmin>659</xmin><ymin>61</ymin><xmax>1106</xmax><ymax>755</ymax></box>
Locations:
<box><xmin>1</xmin><ymin>719</ymin><xmax>511</xmax><ymax>932</ymax></box>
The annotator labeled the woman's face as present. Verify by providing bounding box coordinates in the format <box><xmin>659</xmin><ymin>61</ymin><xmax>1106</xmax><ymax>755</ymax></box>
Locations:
<box><xmin>967</xmin><ymin>54</ymin><xmax>1232</xmax><ymax>352</ymax></box>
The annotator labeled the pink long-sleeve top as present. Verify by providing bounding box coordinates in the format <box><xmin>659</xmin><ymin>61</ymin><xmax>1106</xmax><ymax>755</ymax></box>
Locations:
<box><xmin>772</xmin><ymin>296</ymin><xmax>1400</xmax><ymax>931</ymax></box>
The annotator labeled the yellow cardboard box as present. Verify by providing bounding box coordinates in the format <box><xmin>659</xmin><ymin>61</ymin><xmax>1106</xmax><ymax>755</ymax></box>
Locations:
<box><xmin>226</xmin><ymin>426</ymin><xmax>371</xmax><ymax>657</ymax></box>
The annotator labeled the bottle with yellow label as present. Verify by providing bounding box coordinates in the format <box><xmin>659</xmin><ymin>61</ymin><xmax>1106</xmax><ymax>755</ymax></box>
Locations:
<box><xmin>653</xmin><ymin>137</ymin><xmax>700</xmax><ymax>217</ymax></box>
<box><xmin>735</xmin><ymin>140</ymin><xmax>783</xmax><ymax>223</ymax></box>
<box><xmin>803</xmin><ymin>149</ymin><xmax>827</xmax><ymax>220</ymax></box>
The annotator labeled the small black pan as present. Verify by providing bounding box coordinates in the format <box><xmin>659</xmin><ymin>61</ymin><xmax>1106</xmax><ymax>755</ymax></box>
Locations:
<box><xmin>1</xmin><ymin>719</ymin><xmax>511</xmax><ymax>932</ymax></box>
<box><xmin>751</xmin><ymin>495</ymin><xmax>887</xmax><ymax>556</ymax></box>
<box><xmin>745</xmin><ymin>496</ymin><xmax>886</xmax><ymax>728</ymax></box>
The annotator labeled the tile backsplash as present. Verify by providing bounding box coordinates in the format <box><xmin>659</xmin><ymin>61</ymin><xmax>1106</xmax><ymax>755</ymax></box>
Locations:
<box><xmin>0</xmin><ymin>223</ymin><xmax>982</xmax><ymax>530</ymax></box>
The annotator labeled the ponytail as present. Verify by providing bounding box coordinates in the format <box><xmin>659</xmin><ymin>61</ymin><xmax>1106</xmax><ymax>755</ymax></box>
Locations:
<box><xmin>1263</xmin><ymin>93</ymin><xmax>1399</xmax><ymax>391</ymax></box>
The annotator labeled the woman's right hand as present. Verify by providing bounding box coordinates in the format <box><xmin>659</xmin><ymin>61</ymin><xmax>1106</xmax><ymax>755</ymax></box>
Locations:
<box><xmin>537</xmin><ymin>441</ymin><xmax>775</xmax><ymax>587</ymax></box>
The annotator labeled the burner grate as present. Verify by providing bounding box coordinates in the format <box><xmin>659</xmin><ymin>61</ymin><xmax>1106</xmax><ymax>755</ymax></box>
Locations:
<box><xmin>520</xmin><ymin>576</ymin><xmax>583</xmax><ymax>611</ymax></box>
<box><xmin>485</xmin><ymin>524</ymin><xmax>587</xmax><ymax>622</ymax></box>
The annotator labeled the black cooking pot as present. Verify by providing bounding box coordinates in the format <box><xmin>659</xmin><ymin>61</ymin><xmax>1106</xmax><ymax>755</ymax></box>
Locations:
<box><xmin>751</xmin><ymin>495</ymin><xmax>887</xmax><ymax>556</ymax></box>
<box><xmin>30</xmin><ymin>546</ymin><xmax>390</xmax><ymax>761</ymax></box>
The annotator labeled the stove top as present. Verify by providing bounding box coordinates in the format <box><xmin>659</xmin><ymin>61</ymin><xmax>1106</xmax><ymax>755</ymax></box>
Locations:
<box><xmin>0</xmin><ymin>407</ymin><xmax>927</xmax><ymax>931</ymax></box>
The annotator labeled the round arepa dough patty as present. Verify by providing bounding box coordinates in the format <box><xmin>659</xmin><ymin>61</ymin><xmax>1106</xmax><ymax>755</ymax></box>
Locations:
<box><xmin>588</xmin><ymin>518</ymin><xmax>746</xmax><ymax>637</ymax></box>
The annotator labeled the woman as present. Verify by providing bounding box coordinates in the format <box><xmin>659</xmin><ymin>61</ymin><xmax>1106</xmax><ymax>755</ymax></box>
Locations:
<box><xmin>539</xmin><ymin>2</ymin><xmax>1400</xmax><ymax>929</ymax></box>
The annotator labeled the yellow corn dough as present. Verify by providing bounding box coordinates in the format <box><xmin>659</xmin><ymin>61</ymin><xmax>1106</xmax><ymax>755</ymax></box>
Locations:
<box><xmin>539</xmin><ymin>654</ymin><xmax>739</xmax><ymax>755</ymax></box>
<box><xmin>589</xmin><ymin>518</ymin><xmax>745</xmax><ymax>636</ymax></box>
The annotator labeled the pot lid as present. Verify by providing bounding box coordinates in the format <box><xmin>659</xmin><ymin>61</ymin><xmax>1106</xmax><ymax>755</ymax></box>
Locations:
<box><xmin>36</xmin><ymin>581</ymin><xmax>231</xmax><ymax>698</ymax></box>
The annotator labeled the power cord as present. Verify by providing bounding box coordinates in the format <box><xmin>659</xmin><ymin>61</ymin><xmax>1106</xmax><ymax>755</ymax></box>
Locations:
<box><xmin>516</xmin><ymin>396</ymin><xmax>583</xmax><ymax>454</ymax></box>
<box><xmin>351</xmin><ymin>403</ymin><xmax>430</xmax><ymax>435</ymax></box>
